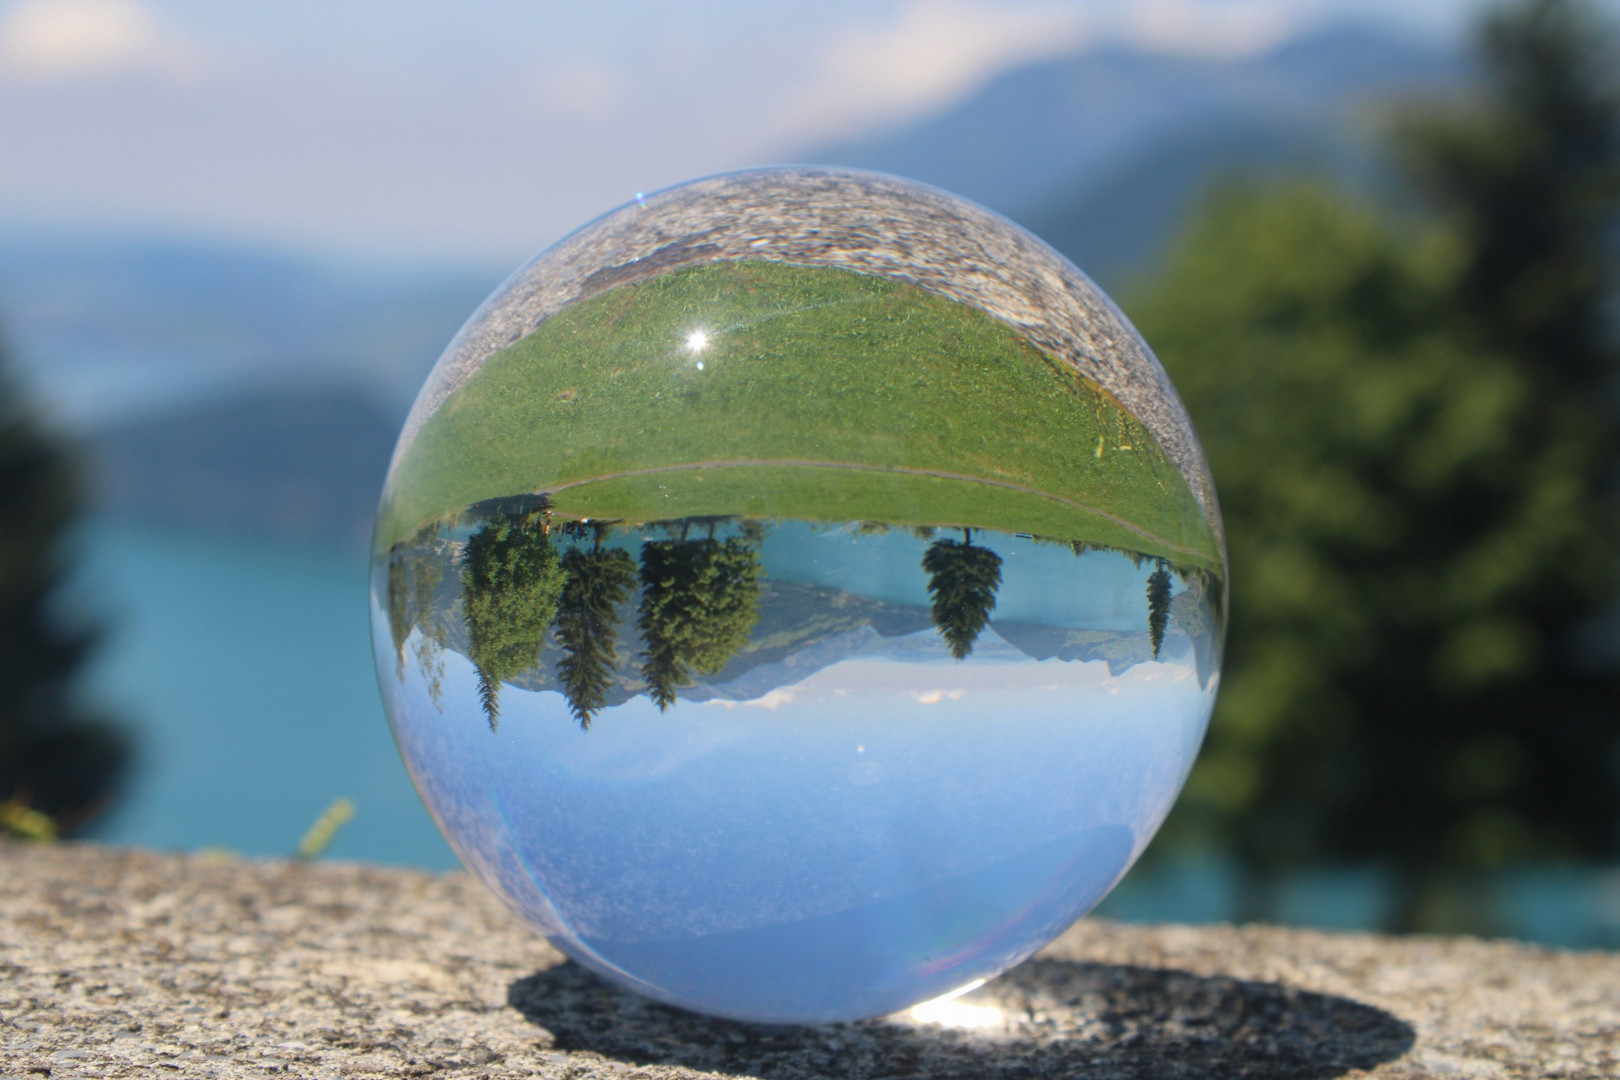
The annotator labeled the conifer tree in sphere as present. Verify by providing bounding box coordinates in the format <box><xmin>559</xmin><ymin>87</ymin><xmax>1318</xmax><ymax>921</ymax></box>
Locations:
<box><xmin>556</xmin><ymin>533</ymin><xmax>637</xmax><ymax>728</ymax></box>
<box><xmin>1146</xmin><ymin>560</ymin><xmax>1173</xmax><ymax>660</ymax></box>
<box><xmin>461</xmin><ymin>510</ymin><xmax>566</xmax><ymax>730</ymax></box>
<box><xmin>922</xmin><ymin>529</ymin><xmax>1004</xmax><ymax>660</ymax></box>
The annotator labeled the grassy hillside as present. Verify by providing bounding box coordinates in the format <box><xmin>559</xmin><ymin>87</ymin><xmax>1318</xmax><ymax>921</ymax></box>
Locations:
<box><xmin>380</xmin><ymin>261</ymin><xmax>1219</xmax><ymax>570</ymax></box>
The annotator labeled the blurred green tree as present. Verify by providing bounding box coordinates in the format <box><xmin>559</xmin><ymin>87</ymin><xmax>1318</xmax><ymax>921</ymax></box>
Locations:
<box><xmin>1397</xmin><ymin>0</ymin><xmax>1620</xmax><ymax>389</ymax></box>
<box><xmin>0</xmin><ymin>343</ymin><xmax>127</xmax><ymax>838</ymax></box>
<box><xmin>1131</xmin><ymin>0</ymin><xmax>1620</xmax><ymax>930</ymax></box>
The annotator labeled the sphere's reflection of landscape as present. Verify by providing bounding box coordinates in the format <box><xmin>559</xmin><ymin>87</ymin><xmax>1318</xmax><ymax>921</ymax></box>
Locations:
<box><xmin>370</xmin><ymin>167</ymin><xmax>1226</xmax><ymax>1023</ymax></box>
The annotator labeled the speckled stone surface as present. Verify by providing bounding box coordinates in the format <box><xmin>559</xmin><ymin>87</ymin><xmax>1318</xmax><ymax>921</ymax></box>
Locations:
<box><xmin>3</xmin><ymin>842</ymin><xmax>1614</xmax><ymax>1079</ymax></box>
<box><xmin>388</xmin><ymin>166</ymin><xmax>1221</xmax><ymax>545</ymax></box>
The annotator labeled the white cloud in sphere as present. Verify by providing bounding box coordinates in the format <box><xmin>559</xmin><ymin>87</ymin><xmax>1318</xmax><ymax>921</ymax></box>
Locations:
<box><xmin>0</xmin><ymin>0</ymin><xmax>192</xmax><ymax>80</ymax></box>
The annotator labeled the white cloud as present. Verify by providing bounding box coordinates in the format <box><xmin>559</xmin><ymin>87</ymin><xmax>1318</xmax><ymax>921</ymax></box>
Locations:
<box><xmin>1117</xmin><ymin>0</ymin><xmax>1298</xmax><ymax>58</ymax></box>
<box><xmin>0</xmin><ymin>0</ymin><xmax>193</xmax><ymax>81</ymax></box>
<box><xmin>708</xmin><ymin>686</ymin><xmax>801</xmax><ymax>710</ymax></box>
<box><xmin>781</xmin><ymin>0</ymin><xmax>1092</xmax><ymax>142</ymax></box>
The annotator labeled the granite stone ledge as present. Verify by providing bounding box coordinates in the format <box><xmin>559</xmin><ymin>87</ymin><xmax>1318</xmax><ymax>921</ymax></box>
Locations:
<box><xmin>2</xmin><ymin>842</ymin><xmax>1614</xmax><ymax>1080</ymax></box>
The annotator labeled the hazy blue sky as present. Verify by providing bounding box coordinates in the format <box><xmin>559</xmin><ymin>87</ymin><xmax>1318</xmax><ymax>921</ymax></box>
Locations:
<box><xmin>0</xmin><ymin>0</ymin><xmax>1554</xmax><ymax>262</ymax></box>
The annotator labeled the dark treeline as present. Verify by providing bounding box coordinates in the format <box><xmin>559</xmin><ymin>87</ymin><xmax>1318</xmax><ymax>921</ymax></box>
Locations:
<box><xmin>0</xmin><ymin>340</ymin><xmax>127</xmax><ymax>840</ymax></box>
<box><xmin>389</xmin><ymin>506</ymin><xmax>771</xmax><ymax>727</ymax></box>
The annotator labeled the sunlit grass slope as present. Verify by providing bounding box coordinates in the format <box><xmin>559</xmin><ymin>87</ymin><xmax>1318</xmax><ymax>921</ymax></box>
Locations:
<box><xmin>381</xmin><ymin>261</ymin><xmax>1218</xmax><ymax>568</ymax></box>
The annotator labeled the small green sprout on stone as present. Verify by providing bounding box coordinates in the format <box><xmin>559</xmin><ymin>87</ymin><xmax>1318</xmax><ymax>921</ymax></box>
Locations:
<box><xmin>296</xmin><ymin>797</ymin><xmax>356</xmax><ymax>859</ymax></box>
<box><xmin>0</xmin><ymin>797</ymin><xmax>58</xmax><ymax>841</ymax></box>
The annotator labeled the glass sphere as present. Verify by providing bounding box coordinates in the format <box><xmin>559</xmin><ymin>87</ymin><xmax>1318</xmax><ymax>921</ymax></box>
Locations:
<box><xmin>370</xmin><ymin>167</ymin><xmax>1225</xmax><ymax>1023</ymax></box>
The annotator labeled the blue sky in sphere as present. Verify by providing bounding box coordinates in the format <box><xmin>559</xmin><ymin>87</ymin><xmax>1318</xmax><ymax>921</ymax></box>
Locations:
<box><xmin>0</xmin><ymin>0</ymin><xmax>1536</xmax><ymax>263</ymax></box>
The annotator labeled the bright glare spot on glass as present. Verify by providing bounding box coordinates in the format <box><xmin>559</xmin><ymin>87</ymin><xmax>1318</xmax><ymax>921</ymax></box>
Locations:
<box><xmin>686</xmin><ymin>328</ymin><xmax>710</xmax><ymax>352</ymax></box>
<box><xmin>906</xmin><ymin>979</ymin><xmax>1002</xmax><ymax>1028</ymax></box>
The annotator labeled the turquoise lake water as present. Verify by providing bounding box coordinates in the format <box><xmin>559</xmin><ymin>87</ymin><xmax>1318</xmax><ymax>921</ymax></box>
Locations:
<box><xmin>77</xmin><ymin>519</ymin><xmax>457</xmax><ymax>869</ymax></box>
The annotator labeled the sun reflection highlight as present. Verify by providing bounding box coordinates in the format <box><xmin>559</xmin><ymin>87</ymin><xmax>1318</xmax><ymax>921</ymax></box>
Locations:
<box><xmin>905</xmin><ymin>979</ymin><xmax>1003</xmax><ymax>1028</ymax></box>
<box><xmin>685</xmin><ymin>328</ymin><xmax>710</xmax><ymax>353</ymax></box>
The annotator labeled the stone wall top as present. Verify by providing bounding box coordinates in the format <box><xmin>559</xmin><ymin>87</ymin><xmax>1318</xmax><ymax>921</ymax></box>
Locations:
<box><xmin>2</xmin><ymin>842</ymin><xmax>1615</xmax><ymax>1079</ymax></box>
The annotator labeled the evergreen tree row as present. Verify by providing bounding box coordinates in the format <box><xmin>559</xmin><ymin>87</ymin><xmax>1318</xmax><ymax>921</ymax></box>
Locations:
<box><xmin>389</xmin><ymin>512</ymin><xmax>1187</xmax><ymax>730</ymax></box>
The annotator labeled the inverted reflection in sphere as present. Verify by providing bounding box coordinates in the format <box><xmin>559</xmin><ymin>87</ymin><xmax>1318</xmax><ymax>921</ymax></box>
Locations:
<box><xmin>370</xmin><ymin>167</ymin><xmax>1226</xmax><ymax>1023</ymax></box>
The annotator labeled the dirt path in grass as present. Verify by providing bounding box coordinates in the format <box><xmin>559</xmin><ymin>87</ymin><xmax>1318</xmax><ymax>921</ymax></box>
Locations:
<box><xmin>540</xmin><ymin>458</ymin><xmax>1211</xmax><ymax>561</ymax></box>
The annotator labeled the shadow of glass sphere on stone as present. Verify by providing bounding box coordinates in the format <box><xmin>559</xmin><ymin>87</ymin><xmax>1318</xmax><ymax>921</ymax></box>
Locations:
<box><xmin>507</xmin><ymin>957</ymin><xmax>1415</xmax><ymax>1080</ymax></box>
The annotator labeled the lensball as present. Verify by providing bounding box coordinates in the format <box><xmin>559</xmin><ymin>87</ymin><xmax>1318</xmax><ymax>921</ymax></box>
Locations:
<box><xmin>370</xmin><ymin>167</ymin><xmax>1225</xmax><ymax>1023</ymax></box>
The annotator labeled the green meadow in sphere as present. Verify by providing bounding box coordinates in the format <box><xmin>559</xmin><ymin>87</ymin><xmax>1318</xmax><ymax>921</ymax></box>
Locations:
<box><xmin>370</xmin><ymin>167</ymin><xmax>1226</xmax><ymax>1023</ymax></box>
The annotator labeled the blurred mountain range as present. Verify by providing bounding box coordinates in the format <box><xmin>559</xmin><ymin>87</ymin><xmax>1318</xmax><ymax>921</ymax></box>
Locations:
<box><xmin>811</xmin><ymin>23</ymin><xmax>1457</xmax><ymax>282</ymax></box>
<box><xmin>0</xmin><ymin>234</ymin><xmax>500</xmax><ymax>427</ymax></box>
<box><xmin>89</xmin><ymin>383</ymin><xmax>401</xmax><ymax>548</ymax></box>
<box><xmin>2</xmin><ymin>24</ymin><xmax>1459</xmax><ymax>546</ymax></box>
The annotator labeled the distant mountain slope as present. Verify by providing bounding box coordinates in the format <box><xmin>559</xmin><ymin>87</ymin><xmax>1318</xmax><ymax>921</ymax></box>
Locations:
<box><xmin>90</xmin><ymin>383</ymin><xmax>402</xmax><ymax>547</ymax></box>
<box><xmin>0</xmin><ymin>233</ymin><xmax>498</xmax><ymax>425</ymax></box>
<box><xmin>807</xmin><ymin>24</ymin><xmax>1460</xmax><ymax>282</ymax></box>
<box><xmin>1020</xmin><ymin>115</ymin><xmax>1350</xmax><ymax>285</ymax></box>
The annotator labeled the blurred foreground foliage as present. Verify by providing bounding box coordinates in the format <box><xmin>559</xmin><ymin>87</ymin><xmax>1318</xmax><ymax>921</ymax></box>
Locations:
<box><xmin>0</xmin><ymin>341</ymin><xmax>127</xmax><ymax>838</ymax></box>
<box><xmin>1134</xmin><ymin>0</ymin><xmax>1620</xmax><ymax>930</ymax></box>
